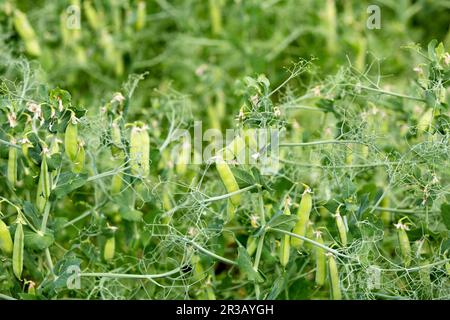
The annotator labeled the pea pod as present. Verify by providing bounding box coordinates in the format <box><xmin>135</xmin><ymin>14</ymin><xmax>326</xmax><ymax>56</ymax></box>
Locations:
<box><xmin>135</xmin><ymin>1</ymin><xmax>146</xmax><ymax>31</ymax></box>
<box><xmin>21</xmin><ymin>138</ymin><xmax>37</xmax><ymax>169</ymax></box>
<box><xmin>226</xmin><ymin>199</ymin><xmax>236</xmax><ymax>222</ymax></box>
<box><xmin>209</xmin><ymin>0</ymin><xmax>222</xmax><ymax>35</ymax></box>
<box><xmin>215</xmin><ymin>153</ymin><xmax>240</xmax><ymax>206</ymax></box>
<box><xmin>246</xmin><ymin>235</ymin><xmax>257</xmax><ymax>257</ymax></box>
<box><xmin>104</xmin><ymin>236</ymin><xmax>115</xmax><ymax>261</ymax></box>
<box><xmin>130</xmin><ymin>124</ymin><xmax>150</xmax><ymax>177</ymax></box>
<box><xmin>72</xmin><ymin>140</ymin><xmax>85</xmax><ymax>173</ymax></box>
<box><xmin>205</xmin><ymin>277</ymin><xmax>216</xmax><ymax>300</ymax></box>
<box><xmin>314</xmin><ymin>231</ymin><xmax>326</xmax><ymax>287</ymax></box>
<box><xmin>161</xmin><ymin>187</ymin><xmax>173</xmax><ymax>225</ymax></box>
<box><xmin>176</xmin><ymin>141</ymin><xmax>190</xmax><ymax>176</ymax></box>
<box><xmin>83</xmin><ymin>0</ymin><xmax>101</xmax><ymax>31</ymax></box>
<box><xmin>13</xmin><ymin>222</ymin><xmax>24</xmax><ymax>279</ymax></box>
<box><xmin>291</xmin><ymin>186</ymin><xmax>312</xmax><ymax>249</ymax></box>
<box><xmin>304</xmin><ymin>221</ymin><xmax>315</xmax><ymax>250</ymax></box>
<box><xmin>13</xmin><ymin>10</ymin><xmax>41</xmax><ymax>57</ymax></box>
<box><xmin>395</xmin><ymin>220</ymin><xmax>411</xmax><ymax>267</ymax></box>
<box><xmin>225</xmin><ymin>136</ymin><xmax>246</xmax><ymax>162</ymax></box>
<box><xmin>36</xmin><ymin>154</ymin><xmax>51</xmax><ymax>213</ymax></box>
<box><xmin>334</xmin><ymin>207</ymin><xmax>347</xmax><ymax>247</ymax></box>
<box><xmin>380</xmin><ymin>196</ymin><xmax>391</xmax><ymax>226</ymax></box>
<box><xmin>111</xmin><ymin>117</ymin><xmax>124</xmax><ymax>157</ymax></box>
<box><xmin>279</xmin><ymin>201</ymin><xmax>291</xmax><ymax>268</ymax></box>
<box><xmin>0</xmin><ymin>220</ymin><xmax>13</xmax><ymax>255</ymax></box>
<box><xmin>111</xmin><ymin>172</ymin><xmax>123</xmax><ymax>194</ymax></box>
<box><xmin>7</xmin><ymin>141</ymin><xmax>17</xmax><ymax>187</ymax></box>
<box><xmin>65</xmin><ymin>116</ymin><xmax>78</xmax><ymax>162</ymax></box>
<box><xmin>327</xmin><ymin>253</ymin><xmax>341</xmax><ymax>300</ymax></box>
<box><xmin>27</xmin><ymin>281</ymin><xmax>36</xmax><ymax>295</ymax></box>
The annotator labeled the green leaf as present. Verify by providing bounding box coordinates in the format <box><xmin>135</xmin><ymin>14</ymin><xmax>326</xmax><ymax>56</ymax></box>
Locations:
<box><xmin>436</xmin><ymin>42</ymin><xmax>445</xmax><ymax>61</ymax></box>
<box><xmin>120</xmin><ymin>208</ymin><xmax>143</xmax><ymax>222</ymax></box>
<box><xmin>266</xmin><ymin>213</ymin><xmax>297</xmax><ymax>232</ymax></box>
<box><xmin>441</xmin><ymin>203</ymin><xmax>450</xmax><ymax>231</ymax></box>
<box><xmin>267</xmin><ymin>276</ymin><xmax>286</xmax><ymax>300</ymax></box>
<box><xmin>237</xmin><ymin>245</ymin><xmax>263</xmax><ymax>282</ymax></box>
<box><xmin>47</xmin><ymin>153</ymin><xmax>62</xmax><ymax>171</ymax></box>
<box><xmin>24</xmin><ymin>230</ymin><xmax>54</xmax><ymax>251</ymax></box>
<box><xmin>22</xmin><ymin>201</ymin><xmax>41</xmax><ymax>229</ymax></box>
<box><xmin>230</xmin><ymin>167</ymin><xmax>256</xmax><ymax>188</ymax></box>
<box><xmin>357</xmin><ymin>194</ymin><xmax>370</xmax><ymax>218</ymax></box>
<box><xmin>51</xmin><ymin>255</ymin><xmax>82</xmax><ymax>291</ymax></box>
<box><xmin>52</xmin><ymin>172</ymin><xmax>88</xmax><ymax>199</ymax></box>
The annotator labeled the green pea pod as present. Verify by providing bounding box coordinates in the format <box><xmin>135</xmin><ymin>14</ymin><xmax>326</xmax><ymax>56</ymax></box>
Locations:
<box><xmin>291</xmin><ymin>187</ymin><xmax>312</xmax><ymax>249</ymax></box>
<box><xmin>21</xmin><ymin>140</ymin><xmax>35</xmax><ymax>169</ymax></box>
<box><xmin>36</xmin><ymin>155</ymin><xmax>51</xmax><ymax>213</ymax></box>
<box><xmin>135</xmin><ymin>1</ymin><xmax>146</xmax><ymax>31</ymax></box>
<box><xmin>191</xmin><ymin>254</ymin><xmax>203</xmax><ymax>279</ymax></box>
<box><xmin>304</xmin><ymin>221</ymin><xmax>315</xmax><ymax>250</ymax></box>
<box><xmin>83</xmin><ymin>1</ymin><xmax>101</xmax><ymax>31</ymax></box>
<box><xmin>380</xmin><ymin>196</ymin><xmax>391</xmax><ymax>226</ymax></box>
<box><xmin>0</xmin><ymin>220</ymin><xmax>13</xmax><ymax>255</ymax></box>
<box><xmin>246</xmin><ymin>235</ymin><xmax>257</xmax><ymax>257</ymax></box>
<box><xmin>279</xmin><ymin>204</ymin><xmax>291</xmax><ymax>268</ymax></box>
<box><xmin>226</xmin><ymin>199</ymin><xmax>236</xmax><ymax>222</ymax></box>
<box><xmin>72</xmin><ymin>140</ymin><xmax>85</xmax><ymax>173</ymax></box>
<box><xmin>111</xmin><ymin>118</ymin><xmax>124</xmax><ymax>157</ymax></box>
<box><xmin>65</xmin><ymin>118</ymin><xmax>78</xmax><ymax>161</ymax></box>
<box><xmin>111</xmin><ymin>171</ymin><xmax>123</xmax><ymax>194</ymax></box>
<box><xmin>104</xmin><ymin>236</ymin><xmax>115</xmax><ymax>261</ymax></box>
<box><xmin>314</xmin><ymin>231</ymin><xmax>326</xmax><ymax>287</ymax></box>
<box><xmin>13</xmin><ymin>223</ymin><xmax>24</xmax><ymax>279</ymax></box>
<box><xmin>396</xmin><ymin>222</ymin><xmax>411</xmax><ymax>267</ymax></box>
<box><xmin>446</xmin><ymin>262</ymin><xmax>450</xmax><ymax>276</ymax></box>
<box><xmin>335</xmin><ymin>209</ymin><xmax>347</xmax><ymax>247</ymax></box>
<box><xmin>327</xmin><ymin>254</ymin><xmax>341</xmax><ymax>300</ymax></box>
<box><xmin>13</xmin><ymin>10</ymin><xmax>41</xmax><ymax>57</ymax></box>
<box><xmin>161</xmin><ymin>190</ymin><xmax>172</xmax><ymax>224</ymax></box>
<box><xmin>7</xmin><ymin>143</ymin><xmax>17</xmax><ymax>187</ymax></box>
<box><xmin>130</xmin><ymin>125</ymin><xmax>150</xmax><ymax>177</ymax></box>
<box><xmin>176</xmin><ymin>141</ymin><xmax>190</xmax><ymax>176</ymax></box>
<box><xmin>209</xmin><ymin>0</ymin><xmax>222</xmax><ymax>35</ymax></box>
<box><xmin>215</xmin><ymin>155</ymin><xmax>240</xmax><ymax>206</ymax></box>
<box><xmin>226</xmin><ymin>136</ymin><xmax>246</xmax><ymax>162</ymax></box>
<box><xmin>206</xmin><ymin>283</ymin><xmax>216</xmax><ymax>300</ymax></box>
<box><xmin>27</xmin><ymin>281</ymin><xmax>36</xmax><ymax>295</ymax></box>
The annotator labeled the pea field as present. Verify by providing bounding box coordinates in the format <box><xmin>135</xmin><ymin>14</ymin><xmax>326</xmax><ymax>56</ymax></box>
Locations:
<box><xmin>0</xmin><ymin>0</ymin><xmax>450</xmax><ymax>301</ymax></box>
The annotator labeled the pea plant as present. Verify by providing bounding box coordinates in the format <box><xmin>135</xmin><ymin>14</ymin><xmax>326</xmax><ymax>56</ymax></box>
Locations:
<box><xmin>0</xmin><ymin>0</ymin><xmax>449</xmax><ymax>301</ymax></box>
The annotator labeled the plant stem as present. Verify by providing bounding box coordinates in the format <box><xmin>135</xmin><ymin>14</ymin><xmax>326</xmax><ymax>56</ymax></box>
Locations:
<box><xmin>253</xmin><ymin>191</ymin><xmax>267</xmax><ymax>300</ymax></box>
<box><xmin>280</xmin><ymin>139</ymin><xmax>368</xmax><ymax>147</ymax></box>
<box><xmin>0</xmin><ymin>293</ymin><xmax>16</xmax><ymax>300</ymax></box>
<box><xmin>379</xmin><ymin>258</ymin><xmax>450</xmax><ymax>272</ymax></box>
<box><xmin>80</xmin><ymin>267</ymin><xmax>182</xmax><ymax>280</ymax></box>
<box><xmin>358</xmin><ymin>85</ymin><xmax>425</xmax><ymax>102</ymax></box>
<box><xmin>202</xmin><ymin>185</ymin><xmax>257</xmax><ymax>203</ymax></box>
<box><xmin>45</xmin><ymin>248</ymin><xmax>54</xmax><ymax>272</ymax></box>
<box><xmin>0</xmin><ymin>138</ymin><xmax>21</xmax><ymax>149</ymax></box>
<box><xmin>177</xmin><ymin>237</ymin><xmax>238</xmax><ymax>266</ymax></box>
<box><xmin>62</xmin><ymin>209</ymin><xmax>93</xmax><ymax>228</ymax></box>
<box><xmin>279</xmin><ymin>159</ymin><xmax>400</xmax><ymax>168</ymax></box>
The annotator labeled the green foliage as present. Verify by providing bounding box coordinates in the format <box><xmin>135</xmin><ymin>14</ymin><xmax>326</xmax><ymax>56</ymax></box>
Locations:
<box><xmin>0</xmin><ymin>0</ymin><xmax>449</xmax><ymax>301</ymax></box>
